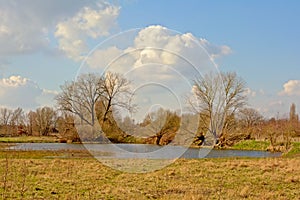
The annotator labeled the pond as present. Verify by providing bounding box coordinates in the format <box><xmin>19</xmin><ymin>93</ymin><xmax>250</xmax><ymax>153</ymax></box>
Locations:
<box><xmin>8</xmin><ymin>143</ymin><xmax>281</xmax><ymax>159</ymax></box>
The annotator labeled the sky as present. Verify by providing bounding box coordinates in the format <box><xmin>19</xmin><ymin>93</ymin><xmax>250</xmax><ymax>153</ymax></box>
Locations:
<box><xmin>0</xmin><ymin>0</ymin><xmax>299</xmax><ymax>119</ymax></box>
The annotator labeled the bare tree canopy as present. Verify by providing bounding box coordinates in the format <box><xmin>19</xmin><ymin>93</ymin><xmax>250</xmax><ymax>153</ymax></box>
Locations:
<box><xmin>238</xmin><ymin>108</ymin><xmax>263</xmax><ymax>127</ymax></box>
<box><xmin>190</xmin><ymin>72</ymin><xmax>247</xmax><ymax>145</ymax></box>
<box><xmin>100</xmin><ymin>72</ymin><xmax>134</xmax><ymax>122</ymax></box>
<box><xmin>0</xmin><ymin>108</ymin><xmax>13</xmax><ymax>126</ymax></box>
<box><xmin>140</xmin><ymin>108</ymin><xmax>180</xmax><ymax>145</ymax></box>
<box><xmin>55</xmin><ymin>72</ymin><xmax>134</xmax><ymax>128</ymax></box>
<box><xmin>0</xmin><ymin>107</ymin><xmax>25</xmax><ymax>126</ymax></box>
<box><xmin>10</xmin><ymin>108</ymin><xmax>25</xmax><ymax>126</ymax></box>
<box><xmin>56</xmin><ymin>73</ymin><xmax>103</xmax><ymax>126</ymax></box>
<box><xmin>35</xmin><ymin>107</ymin><xmax>57</xmax><ymax>136</ymax></box>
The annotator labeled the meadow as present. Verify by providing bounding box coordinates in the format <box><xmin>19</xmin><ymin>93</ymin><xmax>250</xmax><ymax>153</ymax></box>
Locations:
<box><xmin>0</xmin><ymin>144</ymin><xmax>299</xmax><ymax>200</ymax></box>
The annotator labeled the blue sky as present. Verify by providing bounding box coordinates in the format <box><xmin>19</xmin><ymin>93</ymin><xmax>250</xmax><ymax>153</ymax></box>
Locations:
<box><xmin>0</xmin><ymin>0</ymin><xmax>299</xmax><ymax>118</ymax></box>
<box><xmin>118</xmin><ymin>1</ymin><xmax>300</xmax><ymax>89</ymax></box>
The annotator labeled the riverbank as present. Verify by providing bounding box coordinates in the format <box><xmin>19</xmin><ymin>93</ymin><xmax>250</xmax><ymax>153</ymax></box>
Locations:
<box><xmin>231</xmin><ymin>140</ymin><xmax>300</xmax><ymax>157</ymax></box>
<box><xmin>1</xmin><ymin>136</ymin><xmax>300</xmax><ymax>157</ymax></box>
<box><xmin>0</xmin><ymin>148</ymin><xmax>299</xmax><ymax>199</ymax></box>
<box><xmin>0</xmin><ymin>136</ymin><xmax>60</xmax><ymax>143</ymax></box>
<box><xmin>231</xmin><ymin>140</ymin><xmax>271</xmax><ymax>151</ymax></box>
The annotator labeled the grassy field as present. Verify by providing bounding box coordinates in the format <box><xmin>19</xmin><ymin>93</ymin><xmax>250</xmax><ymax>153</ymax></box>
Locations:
<box><xmin>0</xmin><ymin>148</ymin><xmax>299</xmax><ymax>200</ymax></box>
<box><xmin>232</xmin><ymin>140</ymin><xmax>300</xmax><ymax>157</ymax></box>
<box><xmin>285</xmin><ymin>142</ymin><xmax>300</xmax><ymax>157</ymax></box>
<box><xmin>0</xmin><ymin>136</ymin><xmax>60</xmax><ymax>143</ymax></box>
<box><xmin>231</xmin><ymin>140</ymin><xmax>271</xmax><ymax>151</ymax></box>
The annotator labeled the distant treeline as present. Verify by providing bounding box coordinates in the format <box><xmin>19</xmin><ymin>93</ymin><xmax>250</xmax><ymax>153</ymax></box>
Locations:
<box><xmin>1</xmin><ymin>71</ymin><xmax>300</xmax><ymax>149</ymax></box>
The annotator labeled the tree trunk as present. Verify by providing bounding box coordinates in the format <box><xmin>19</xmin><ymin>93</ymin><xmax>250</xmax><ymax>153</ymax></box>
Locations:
<box><xmin>156</xmin><ymin>134</ymin><xmax>163</xmax><ymax>145</ymax></box>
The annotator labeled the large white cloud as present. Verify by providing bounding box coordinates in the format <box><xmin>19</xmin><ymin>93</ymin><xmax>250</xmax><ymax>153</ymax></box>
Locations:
<box><xmin>0</xmin><ymin>0</ymin><xmax>119</xmax><ymax>62</ymax></box>
<box><xmin>132</xmin><ymin>26</ymin><xmax>231</xmax><ymax>67</ymax></box>
<box><xmin>279</xmin><ymin>80</ymin><xmax>300</xmax><ymax>96</ymax></box>
<box><xmin>85</xmin><ymin>25</ymin><xmax>231</xmax><ymax>79</ymax></box>
<box><xmin>0</xmin><ymin>75</ymin><xmax>57</xmax><ymax>109</ymax></box>
<box><xmin>55</xmin><ymin>3</ymin><xmax>120</xmax><ymax>61</ymax></box>
<box><xmin>82</xmin><ymin>25</ymin><xmax>232</xmax><ymax>120</ymax></box>
<box><xmin>83</xmin><ymin>25</ymin><xmax>232</xmax><ymax>114</ymax></box>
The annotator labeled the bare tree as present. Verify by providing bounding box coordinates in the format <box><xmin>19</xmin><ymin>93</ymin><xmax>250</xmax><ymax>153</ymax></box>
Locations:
<box><xmin>99</xmin><ymin>72</ymin><xmax>134</xmax><ymax>122</ymax></box>
<box><xmin>119</xmin><ymin>115</ymin><xmax>135</xmax><ymax>134</ymax></box>
<box><xmin>238</xmin><ymin>107</ymin><xmax>263</xmax><ymax>128</ymax></box>
<box><xmin>25</xmin><ymin>111</ymin><xmax>37</xmax><ymax>135</ymax></box>
<box><xmin>141</xmin><ymin>108</ymin><xmax>180</xmax><ymax>145</ymax></box>
<box><xmin>35</xmin><ymin>107</ymin><xmax>57</xmax><ymax>136</ymax></box>
<box><xmin>56</xmin><ymin>112</ymin><xmax>80</xmax><ymax>142</ymax></box>
<box><xmin>146</xmin><ymin>108</ymin><xmax>169</xmax><ymax>141</ymax></box>
<box><xmin>0</xmin><ymin>108</ymin><xmax>14</xmax><ymax>135</ymax></box>
<box><xmin>10</xmin><ymin>108</ymin><xmax>25</xmax><ymax>126</ymax></box>
<box><xmin>0</xmin><ymin>108</ymin><xmax>12</xmax><ymax>126</ymax></box>
<box><xmin>56</xmin><ymin>73</ymin><xmax>103</xmax><ymax>126</ymax></box>
<box><xmin>0</xmin><ymin>107</ymin><xmax>25</xmax><ymax>126</ymax></box>
<box><xmin>56</xmin><ymin>72</ymin><xmax>134</xmax><ymax>142</ymax></box>
<box><xmin>190</xmin><ymin>72</ymin><xmax>247</xmax><ymax>145</ymax></box>
<box><xmin>56</xmin><ymin>72</ymin><xmax>134</xmax><ymax>125</ymax></box>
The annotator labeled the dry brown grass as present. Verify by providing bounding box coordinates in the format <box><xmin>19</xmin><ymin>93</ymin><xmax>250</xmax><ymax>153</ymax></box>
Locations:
<box><xmin>0</xmin><ymin>150</ymin><xmax>299</xmax><ymax>199</ymax></box>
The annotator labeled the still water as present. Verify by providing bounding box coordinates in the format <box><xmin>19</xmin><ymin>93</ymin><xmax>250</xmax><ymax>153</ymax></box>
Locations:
<box><xmin>8</xmin><ymin>143</ymin><xmax>282</xmax><ymax>159</ymax></box>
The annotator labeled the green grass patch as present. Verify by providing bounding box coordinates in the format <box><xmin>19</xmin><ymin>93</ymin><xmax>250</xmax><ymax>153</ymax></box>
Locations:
<box><xmin>284</xmin><ymin>142</ymin><xmax>300</xmax><ymax>157</ymax></box>
<box><xmin>232</xmin><ymin>140</ymin><xmax>270</xmax><ymax>151</ymax></box>
<box><xmin>0</xmin><ymin>136</ymin><xmax>59</xmax><ymax>143</ymax></box>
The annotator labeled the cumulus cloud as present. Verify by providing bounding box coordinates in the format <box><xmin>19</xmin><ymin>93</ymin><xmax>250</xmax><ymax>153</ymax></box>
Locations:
<box><xmin>198</xmin><ymin>38</ymin><xmax>232</xmax><ymax>59</ymax></box>
<box><xmin>86</xmin><ymin>46</ymin><xmax>123</xmax><ymax>70</ymax></box>
<box><xmin>55</xmin><ymin>3</ymin><xmax>120</xmax><ymax>61</ymax></box>
<box><xmin>85</xmin><ymin>25</ymin><xmax>231</xmax><ymax>82</ymax></box>
<box><xmin>0</xmin><ymin>75</ymin><xmax>57</xmax><ymax>109</ymax></box>
<box><xmin>131</xmin><ymin>26</ymin><xmax>231</xmax><ymax>67</ymax></box>
<box><xmin>0</xmin><ymin>0</ymin><xmax>119</xmax><ymax>62</ymax></box>
<box><xmin>243</xmin><ymin>85</ymin><xmax>300</xmax><ymax>119</ymax></box>
<box><xmin>279</xmin><ymin>80</ymin><xmax>300</xmax><ymax>96</ymax></box>
<box><xmin>0</xmin><ymin>76</ymin><xmax>41</xmax><ymax>108</ymax></box>
<box><xmin>81</xmin><ymin>25</ymin><xmax>232</xmax><ymax>118</ymax></box>
<box><xmin>0</xmin><ymin>7</ymin><xmax>48</xmax><ymax>55</ymax></box>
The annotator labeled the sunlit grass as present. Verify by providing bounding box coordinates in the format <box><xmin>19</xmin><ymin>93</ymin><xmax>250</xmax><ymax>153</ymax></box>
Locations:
<box><xmin>231</xmin><ymin>140</ymin><xmax>300</xmax><ymax>157</ymax></box>
<box><xmin>232</xmin><ymin>140</ymin><xmax>270</xmax><ymax>151</ymax></box>
<box><xmin>0</xmin><ymin>149</ymin><xmax>299</xmax><ymax>199</ymax></box>
<box><xmin>0</xmin><ymin>136</ymin><xmax>59</xmax><ymax>143</ymax></box>
<box><xmin>285</xmin><ymin>142</ymin><xmax>300</xmax><ymax>157</ymax></box>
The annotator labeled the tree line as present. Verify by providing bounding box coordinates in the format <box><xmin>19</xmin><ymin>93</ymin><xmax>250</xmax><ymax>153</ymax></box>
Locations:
<box><xmin>0</xmin><ymin>71</ymin><xmax>299</xmax><ymax>148</ymax></box>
